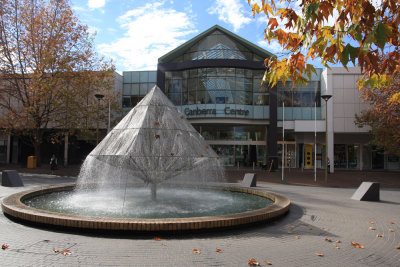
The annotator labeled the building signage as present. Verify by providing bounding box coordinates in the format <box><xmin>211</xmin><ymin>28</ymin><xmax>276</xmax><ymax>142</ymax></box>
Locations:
<box><xmin>184</xmin><ymin>106</ymin><xmax>250</xmax><ymax>116</ymax></box>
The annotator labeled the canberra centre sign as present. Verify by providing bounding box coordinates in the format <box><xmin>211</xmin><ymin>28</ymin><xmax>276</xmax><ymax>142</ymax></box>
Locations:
<box><xmin>184</xmin><ymin>106</ymin><xmax>250</xmax><ymax>117</ymax></box>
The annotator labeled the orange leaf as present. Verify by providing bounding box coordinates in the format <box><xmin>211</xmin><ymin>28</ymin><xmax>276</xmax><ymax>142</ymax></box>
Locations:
<box><xmin>316</xmin><ymin>253</ymin><xmax>324</xmax><ymax>257</ymax></box>
<box><xmin>61</xmin><ymin>249</ymin><xmax>72</xmax><ymax>255</ymax></box>
<box><xmin>335</xmin><ymin>246</ymin><xmax>340</xmax><ymax>249</ymax></box>
<box><xmin>154</xmin><ymin>237</ymin><xmax>162</xmax><ymax>241</ymax></box>
<box><xmin>335</xmin><ymin>240</ymin><xmax>341</xmax><ymax>243</ymax></box>
<box><xmin>377</xmin><ymin>234</ymin><xmax>384</xmax><ymax>237</ymax></box>
<box><xmin>389</xmin><ymin>229</ymin><xmax>394</xmax><ymax>232</ymax></box>
<box><xmin>180</xmin><ymin>115</ymin><xmax>184</xmax><ymax>119</ymax></box>
<box><xmin>369</xmin><ymin>227</ymin><xmax>376</xmax><ymax>230</ymax></box>
<box><xmin>390</xmin><ymin>221</ymin><xmax>395</xmax><ymax>224</ymax></box>
<box><xmin>325</xmin><ymin>237</ymin><xmax>332</xmax><ymax>242</ymax></box>
<box><xmin>295</xmin><ymin>235</ymin><xmax>300</xmax><ymax>239</ymax></box>
<box><xmin>264</xmin><ymin>260</ymin><xmax>273</xmax><ymax>265</ymax></box>
<box><xmin>268</xmin><ymin>18</ymin><xmax>279</xmax><ymax>30</ymax></box>
<box><xmin>248</xmin><ymin>258</ymin><xmax>261</xmax><ymax>266</ymax></box>
<box><xmin>396</xmin><ymin>246</ymin><xmax>400</xmax><ymax>249</ymax></box>
<box><xmin>1</xmin><ymin>244</ymin><xmax>9</xmax><ymax>250</ymax></box>
<box><xmin>351</xmin><ymin>242</ymin><xmax>365</xmax><ymax>249</ymax></box>
<box><xmin>53</xmin><ymin>248</ymin><xmax>60</xmax><ymax>253</ymax></box>
<box><xmin>216</xmin><ymin>248</ymin><xmax>222</xmax><ymax>253</ymax></box>
<box><xmin>192</xmin><ymin>249</ymin><xmax>200</xmax><ymax>254</ymax></box>
<box><xmin>370</xmin><ymin>221</ymin><xmax>375</xmax><ymax>224</ymax></box>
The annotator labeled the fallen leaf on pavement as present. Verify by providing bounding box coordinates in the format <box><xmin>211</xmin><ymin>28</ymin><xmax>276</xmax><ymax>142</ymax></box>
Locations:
<box><xmin>264</xmin><ymin>260</ymin><xmax>272</xmax><ymax>265</ymax></box>
<box><xmin>61</xmin><ymin>250</ymin><xmax>71</xmax><ymax>255</ymax></box>
<box><xmin>1</xmin><ymin>244</ymin><xmax>9</xmax><ymax>250</ymax></box>
<box><xmin>325</xmin><ymin>237</ymin><xmax>332</xmax><ymax>242</ymax></box>
<box><xmin>335</xmin><ymin>240</ymin><xmax>341</xmax><ymax>243</ymax></box>
<box><xmin>396</xmin><ymin>246</ymin><xmax>400</xmax><ymax>249</ymax></box>
<box><xmin>53</xmin><ymin>248</ymin><xmax>60</xmax><ymax>253</ymax></box>
<box><xmin>351</xmin><ymin>242</ymin><xmax>365</xmax><ymax>249</ymax></box>
<box><xmin>248</xmin><ymin>258</ymin><xmax>260</xmax><ymax>266</ymax></box>
<box><xmin>369</xmin><ymin>227</ymin><xmax>376</xmax><ymax>230</ymax></box>
<box><xmin>335</xmin><ymin>246</ymin><xmax>340</xmax><ymax>249</ymax></box>
<box><xmin>377</xmin><ymin>234</ymin><xmax>384</xmax><ymax>237</ymax></box>
<box><xmin>390</xmin><ymin>221</ymin><xmax>395</xmax><ymax>224</ymax></box>
<box><xmin>295</xmin><ymin>235</ymin><xmax>300</xmax><ymax>239</ymax></box>
<box><xmin>287</xmin><ymin>231</ymin><xmax>292</xmax><ymax>234</ymax></box>
<box><xmin>216</xmin><ymin>248</ymin><xmax>222</xmax><ymax>253</ymax></box>
<box><xmin>192</xmin><ymin>249</ymin><xmax>200</xmax><ymax>254</ymax></box>
<box><xmin>389</xmin><ymin>229</ymin><xmax>394</xmax><ymax>232</ymax></box>
<box><xmin>370</xmin><ymin>221</ymin><xmax>375</xmax><ymax>224</ymax></box>
<box><xmin>154</xmin><ymin>237</ymin><xmax>162</xmax><ymax>241</ymax></box>
<box><xmin>316</xmin><ymin>253</ymin><xmax>324</xmax><ymax>257</ymax></box>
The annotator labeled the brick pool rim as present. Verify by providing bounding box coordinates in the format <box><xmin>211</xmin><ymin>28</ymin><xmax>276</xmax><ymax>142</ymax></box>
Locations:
<box><xmin>1</xmin><ymin>184</ymin><xmax>290</xmax><ymax>232</ymax></box>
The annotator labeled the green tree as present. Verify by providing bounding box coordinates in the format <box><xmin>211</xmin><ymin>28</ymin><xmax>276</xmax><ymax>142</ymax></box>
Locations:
<box><xmin>0</xmin><ymin>0</ymin><xmax>117</xmax><ymax>164</ymax></box>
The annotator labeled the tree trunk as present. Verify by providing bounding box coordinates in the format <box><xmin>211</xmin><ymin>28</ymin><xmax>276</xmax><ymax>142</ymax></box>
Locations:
<box><xmin>33</xmin><ymin>129</ymin><xmax>42</xmax><ymax>167</ymax></box>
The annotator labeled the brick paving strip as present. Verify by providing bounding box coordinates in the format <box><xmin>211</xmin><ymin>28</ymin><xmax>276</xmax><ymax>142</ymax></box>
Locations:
<box><xmin>0</xmin><ymin>171</ymin><xmax>399</xmax><ymax>266</ymax></box>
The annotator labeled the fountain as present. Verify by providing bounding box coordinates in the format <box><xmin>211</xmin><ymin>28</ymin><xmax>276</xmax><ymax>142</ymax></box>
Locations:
<box><xmin>77</xmin><ymin>86</ymin><xmax>224</xmax><ymax>201</ymax></box>
<box><xmin>2</xmin><ymin>86</ymin><xmax>290</xmax><ymax>232</ymax></box>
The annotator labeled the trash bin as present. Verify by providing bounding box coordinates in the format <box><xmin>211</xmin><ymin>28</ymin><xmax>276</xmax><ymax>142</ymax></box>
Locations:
<box><xmin>27</xmin><ymin>156</ymin><xmax>37</xmax><ymax>169</ymax></box>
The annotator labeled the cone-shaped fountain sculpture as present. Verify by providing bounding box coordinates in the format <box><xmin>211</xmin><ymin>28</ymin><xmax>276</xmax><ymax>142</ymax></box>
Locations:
<box><xmin>77</xmin><ymin>86</ymin><xmax>224</xmax><ymax>200</ymax></box>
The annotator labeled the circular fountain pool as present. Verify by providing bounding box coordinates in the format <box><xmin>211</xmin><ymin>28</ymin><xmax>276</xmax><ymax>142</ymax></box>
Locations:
<box><xmin>2</xmin><ymin>184</ymin><xmax>290</xmax><ymax>232</ymax></box>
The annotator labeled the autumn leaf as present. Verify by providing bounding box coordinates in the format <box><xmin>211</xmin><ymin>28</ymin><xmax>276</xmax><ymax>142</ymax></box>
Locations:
<box><xmin>154</xmin><ymin>122</ymin><xmax>160</xmax><ymax>126</ymax></box>
<box><xmin>61</xmin><ymin>250</ymin><xmax>72</xmax><ymax>255</ymax></box>
<box><xmin>180</xmin><ymin>115</ymin><xmax>184</xmax><ymax>119</ymax></box>
<box><xmin>53</xmin><ymin>248</ymin><xmax>60</xmax><ymax>253</ymax></box>
<box><xmin>316</xmin><ymin>253</ymin><xmax>324</xmax><ymax>257</ymax></box>
<box><xmin>264</xmin><ymin>260</ymin><xmax>273</xmax><ymax>265</ymax></box>
<box><xmin>351</xmin><ymin>242</ymin><xmax>365</xmax><ymax>249</ymax></box>
<box><xmin>287</xmin><ymin>231</ymin><xmax>292</xmax><ymax>234</ymax></box>
<box><xmin>390</xmin><ymin>222</ymin><xmax>395</xmax><ymax>224</ymax></box>
<box><xmin>389</xmin><ymin>229</ymin><xmax>394</xmax><ymax>232</ymax></box>
<box><xmin>377</xmin><ymin>234</ymin><xmax>384</xmax><ymax>237</ymax></box>
<box><xmin>248</xmin><ymin>258</ymin><xmax>261</xmax><ymax>266</ymax></box>
<box><xmin>192</xmin><ymin>249</ymin><xmax>200</xmax><ymax>254</ymax></box>
<box><xmin>154</xmin><ymin>237</ymin><xmax>162</xmax><ymax>241</ymax></box>
<box><xmin>216</xmin><ymin>248</ymin><xmax>222</xmax><ymax>253</ymax></box>
<box><xmin>1</xmin><ymin>244</ymin><xmax>9</xmax><ymax>250</ymax></box>
<box><xmin>396</xmin><ymin>246</ymin><xmax>400</xmax><ymax>249</ymax></box>
<box><xmin>295</xmin><ymin>235</ymin><xmax>300</xmax><ymax>239</ymax></box>
<box><xmin>325</xmin><ymin>237</ymin><xmax>332</xmax><ymax>242</ymax></box>
<box><xmin>370</xmin><ymin>221</ymin><xmax>375</xmax><ymax>224</ymax></box>
<box><xmin>369</xmin><ymin>227</ymin><xmax>376</xmax><ymax>230</ymax></box>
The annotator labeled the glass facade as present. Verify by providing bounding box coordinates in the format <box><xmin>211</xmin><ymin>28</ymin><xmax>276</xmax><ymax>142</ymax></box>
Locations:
<box><xmin>170</xmin><ymin>29</ymin><xmax>265</xmax><ymax>63</ymax></box>
<box><xmin>122</xmin><ymin>71</ymin><xmax>157</xmax><ymax>108</ymax></box>
<box><xmin>165</xmin><ymin>68</ymin><xmax>269</xmax><ymax>106</ymax></box>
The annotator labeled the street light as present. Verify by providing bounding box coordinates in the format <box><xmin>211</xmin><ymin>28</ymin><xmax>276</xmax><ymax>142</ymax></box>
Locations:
<box><xmin>94</xmin><ymin>93</ymin><xmax>104</xmax><ymax>145</ymax></box>
<box><xmin>321</xmin><ymin>94</ymin><xmax>332</xmax><ymax>183</ymax></box>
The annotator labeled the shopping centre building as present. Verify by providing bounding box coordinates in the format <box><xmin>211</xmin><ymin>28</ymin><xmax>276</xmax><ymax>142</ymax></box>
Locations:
<box><xmin>121</xmin><ymin>25</ymin><xmax>399</xmax><ymax>171</ymax></box>
<box><xmin>1</xmin><ymin>25</ymin><xmax>398</xmax><ymax>171</ymax></box>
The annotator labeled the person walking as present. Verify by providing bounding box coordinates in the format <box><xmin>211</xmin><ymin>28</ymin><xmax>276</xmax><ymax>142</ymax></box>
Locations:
<box><xmin>50</xmin><ymin>154</ymin><xmax>58</xmax><ymax>174</ymax></box>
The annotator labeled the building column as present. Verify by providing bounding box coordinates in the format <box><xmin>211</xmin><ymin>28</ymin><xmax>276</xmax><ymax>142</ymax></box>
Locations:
<box><xmin>64</xmin><ymin>133</ymin><xmax>68</xmax><ymax>167</ymax></box>
<box><xmin>267</xmin><ymin>85</ymin><xmax>278</xmax><ymax>169</ymax></box>
<box><xmin>6</xmin><ymin>134</ymin><xmax>11</xmax><ymax>164</ymax></box>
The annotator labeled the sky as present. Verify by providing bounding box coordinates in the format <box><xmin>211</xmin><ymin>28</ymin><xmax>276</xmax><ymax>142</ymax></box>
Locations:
<box><xmin>71</xmin><ymin>0</ymin><xmax>323</xmax><ymax>73</ymax></box>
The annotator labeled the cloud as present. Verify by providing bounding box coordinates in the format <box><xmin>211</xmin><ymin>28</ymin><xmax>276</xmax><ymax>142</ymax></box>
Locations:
<box><xmin>208</xmin><ymin>0</ymin><xmax>251</xmax><ymax>32</ymax></box>
<box><xmin>98</xmin><ymin>2</ymin><xmax>197</xmax><ymax>71</ymax></box>
<box><xmin>88</xmin><ymin>0</ymin><xmax>106</xmax><ymax>9</ymax></box>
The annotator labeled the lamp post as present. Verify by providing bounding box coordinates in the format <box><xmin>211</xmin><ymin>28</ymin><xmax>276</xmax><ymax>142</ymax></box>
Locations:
<box><xmin>94</xmin><ymin>93</ymin><xmax>104</xmax><ymax>145</ymax></box>
<box><xmin>321</xmin><ymin>94</ymin><xmax>332</xmax><ymax>183</ymax></box>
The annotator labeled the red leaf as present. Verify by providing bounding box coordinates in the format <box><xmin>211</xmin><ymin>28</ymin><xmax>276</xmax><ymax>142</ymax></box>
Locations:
<box><xmin>192</xmin><ymin>249</ymin><xmax>200</xmax><ymax>254</ymax></box>
<box><xmin>61</xmin><ymin>249</ymin><xmax>71</xmax><ymax>255</ymax></box>
<box><xmin>154</xmin><ymin>122</ymin><xmax>160</xmax><ymax>126</ymax></box>
<box><xmin>316</xmin><ymin>253</ymin><xmax>324</xmax><ymax>257</ymax></box>
<box><xmin>155</xmin><ymin>134</ymin><xmax>160</xmax><ymax>139</ymax></box>
<box><xmin>154</xmin><ymin>237</ymin><xmax>162</xmax><ymax>241</ymax></box>
<box><xmin>216</xmin><ymin>248</ymin><xmax>222</xmax><ymax>253</ymax></box>
<box><xmin>325</xmin><ymin>237</ymin><xmax>332</xmax><ymax>242</ymax></box>
<box><xmin>1</xmin><ymin>244</ymin><xmax>9</xmax><ymax>250</ymax></box>
<box><xmin>248</xmin><ymin>258</ymin><xmax>261</xmax><ymax>266</ymax></box>
<box><xmin>351</xmin><ymin>242</ymin><xmax>365</xmax><ymax>249</ymax></box>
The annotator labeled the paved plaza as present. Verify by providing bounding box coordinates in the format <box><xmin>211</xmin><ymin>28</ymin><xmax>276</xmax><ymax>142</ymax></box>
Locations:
<box><xmin>0</xmin><ymin>172</ymin><xmax>399</xmax><ymax>266</ymax></box>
